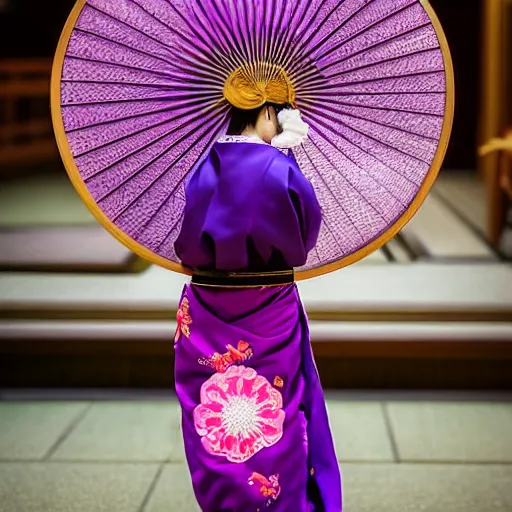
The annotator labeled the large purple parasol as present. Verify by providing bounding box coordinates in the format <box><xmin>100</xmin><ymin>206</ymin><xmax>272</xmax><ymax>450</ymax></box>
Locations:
<box><xmin>52</xmin><ymin>0</ymin><xmax>454</xmax><ymax>279</ymax></box>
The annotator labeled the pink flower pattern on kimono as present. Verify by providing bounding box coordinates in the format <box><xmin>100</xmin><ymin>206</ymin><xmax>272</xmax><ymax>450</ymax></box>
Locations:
<box><xmin>194</xmin><ymin>365</ymin><xmax>285</xmax><ymax>463</ymax></box>
<box><xmin>198</xmin><ymin>340</ymin><xmax>253</xmax><ymax>373</ymax></box>
<box><xmin>248</xmin><ymin>472</ymin><xmax>281</xmax><ymax>507</ymax></box>
<box><xmin>175</xmin><ymin>296</ymin><xmax>192</xmax><ymax>345</ymax></box>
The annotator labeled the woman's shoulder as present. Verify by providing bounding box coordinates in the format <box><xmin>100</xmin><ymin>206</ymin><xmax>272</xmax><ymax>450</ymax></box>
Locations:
<box><xmin>215</xmin><ymin>136</ymin><xmax>292</xmax><ymax>171</ymax></box>
<box><xmin>215</xmin><ymin>135</ymin><xmax>287</xmax><ymax>158</ymax></box>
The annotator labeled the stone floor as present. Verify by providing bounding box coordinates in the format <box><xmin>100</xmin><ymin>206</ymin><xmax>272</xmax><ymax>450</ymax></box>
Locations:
<box><xmin>0</xmin><ymin>393</ymin><xmax>511</xmax><ymax>512</ymax></box>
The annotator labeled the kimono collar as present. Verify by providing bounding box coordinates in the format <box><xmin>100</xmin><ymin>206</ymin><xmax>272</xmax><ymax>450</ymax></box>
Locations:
<box><xmin>217</xmin><ymin>135</ymin><xmax>268</xmax><ymax>145</ymax></box>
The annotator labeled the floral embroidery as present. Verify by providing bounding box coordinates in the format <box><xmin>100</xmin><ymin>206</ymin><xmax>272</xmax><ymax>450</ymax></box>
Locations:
<box><xmin>194</xmin><ymin>365</ymin><xmax>285</xmax><ymax>463</ymax></box>
<box><xmin>175</xmin><ymin>296</ymin><xmax>192</xmax><ymax>345</ymax></box>
<box><xmin>273</xmin><ymin>376</ymin><xmax>284</xmax><ymax>388</ymax></box>
<box><xmin>248</xmin><ymin>472</ymin><xmax>281</xmax><ymax>507</ymax></box>
<box><xmin>198</xmin><ymin>340</ymin><xmax>253</xmax><ymax>373</ymax></box>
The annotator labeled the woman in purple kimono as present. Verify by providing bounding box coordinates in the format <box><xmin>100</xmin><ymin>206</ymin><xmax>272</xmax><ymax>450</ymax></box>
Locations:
<box><xmin>174</xmin><ymin>103</ymin><xmax>342</xmax><ymax>511</ymax></box>
<box><xmin>51</xmin><ymin>1</ymin><xmax>451</xmax><ymax>509</ymax></box>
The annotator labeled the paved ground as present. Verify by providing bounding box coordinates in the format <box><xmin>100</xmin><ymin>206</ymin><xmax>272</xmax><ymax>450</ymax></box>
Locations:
<box><xmin>0</xmin><ymin>393</ymin><xmax>511</xmax><ymax>511</ymax></box>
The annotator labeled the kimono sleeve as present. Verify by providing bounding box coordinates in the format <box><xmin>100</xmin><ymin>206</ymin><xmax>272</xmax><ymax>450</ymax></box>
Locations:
<box><xmin>286</xmin><ymin>155</ymin><xmax>322</xmax><ymax>255</ymax></box>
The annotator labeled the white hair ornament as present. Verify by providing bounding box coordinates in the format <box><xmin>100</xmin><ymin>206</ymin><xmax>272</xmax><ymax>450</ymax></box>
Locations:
<box><xmin>271</xmin><ymin>109</ymin><xmax>309</xmax><ymax>149</ymax></box>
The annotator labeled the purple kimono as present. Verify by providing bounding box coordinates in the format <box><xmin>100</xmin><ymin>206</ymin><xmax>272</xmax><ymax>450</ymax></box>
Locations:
<box><xmin>174</xmin><ymin>136</ymin><xmax>342</xmax><ymax>511</ymax></box>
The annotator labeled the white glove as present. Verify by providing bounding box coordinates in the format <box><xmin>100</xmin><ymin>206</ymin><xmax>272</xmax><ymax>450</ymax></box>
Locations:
<box><xmin>271</xmin><ymin>109</ymin><xmax>309</xmax><ymax>149</ymax></box>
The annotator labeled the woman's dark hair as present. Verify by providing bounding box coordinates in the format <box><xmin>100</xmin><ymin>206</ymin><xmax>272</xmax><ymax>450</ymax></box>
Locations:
<box><xmin>227</xmin><ymin>102</ymin><xmax>291</xmax><ymax>135</ymax></box>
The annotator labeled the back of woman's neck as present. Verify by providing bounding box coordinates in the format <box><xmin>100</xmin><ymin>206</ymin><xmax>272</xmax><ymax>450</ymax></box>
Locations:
<box><xmin>241</xmin><ymin>127</ymin><xmax>260</xmax><ymax>139</ymax></box>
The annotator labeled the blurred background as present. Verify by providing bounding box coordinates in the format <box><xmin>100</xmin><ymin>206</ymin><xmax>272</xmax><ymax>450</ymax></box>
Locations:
<box><xmin>0</xmin><ymin>0</ymin><xmax>511</xmax><ymax>511</ymax></box>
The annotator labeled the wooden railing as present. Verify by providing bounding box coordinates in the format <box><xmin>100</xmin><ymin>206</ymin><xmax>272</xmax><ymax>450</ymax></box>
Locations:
<box><xmin>0</xmin><ymin>59</ymin><xmax>58</xmax><ymax>168</ymax></box>
<box><xmin>479</xmin><ymin>131</ymin><xmax>512</xmax><ymax>246</ymax></box>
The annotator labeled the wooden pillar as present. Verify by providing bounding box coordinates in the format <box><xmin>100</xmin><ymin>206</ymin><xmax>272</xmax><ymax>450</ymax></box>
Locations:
<box><xmin>479</xmin><ymin>0</ymin><xmax>505</xmax><ymax>179</ymax></box>
<box><xmin>478</xmin><ymin>0</ymin><xmax>512</xmax><ymax>245</ymax></box>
